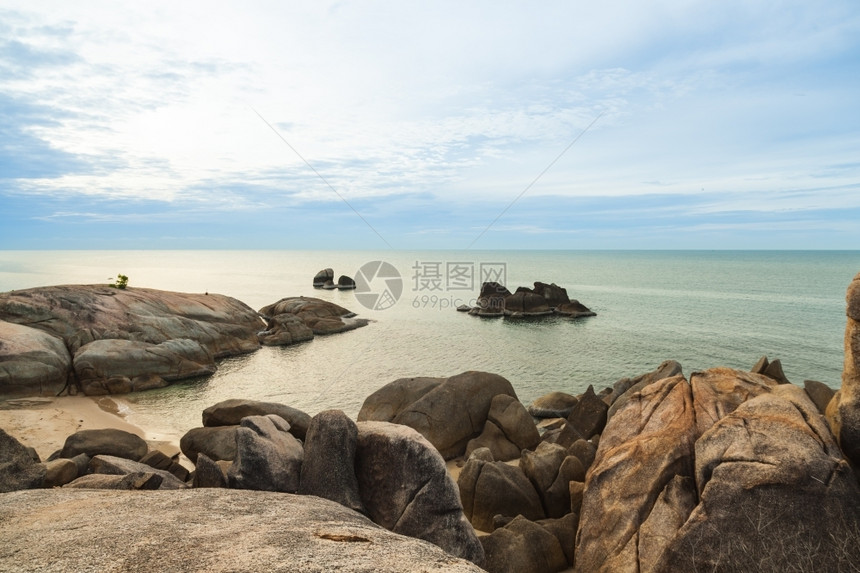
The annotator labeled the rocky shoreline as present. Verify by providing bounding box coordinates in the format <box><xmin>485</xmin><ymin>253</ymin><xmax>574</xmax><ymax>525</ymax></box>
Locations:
<box><xmin>1</xmin><ymin>273</ymin><xmax>860</xmax><ymax>572</ymax></box>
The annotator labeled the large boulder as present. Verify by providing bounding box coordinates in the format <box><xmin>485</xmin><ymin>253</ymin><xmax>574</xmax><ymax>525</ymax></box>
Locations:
<box><xmin>312</xmin><ymin>268</ymin><xmax>334</xmax><ymax>287</ymax></box>
<box><xmin>532</xmin><ymin>282</ymin><xmax>570</xmax><ymax>308</ymax></box>
<box><xmin>227</xmin><ymin>415</ymin><xmax>303</xmax><ymax>493</ymax></box>
<box><xmin>59</xmin><ymin>428</ymin><xmax>148</xmax><ymax>461</ymax></box>
<box><xmin>458</xmin><ymin>457</ymin><xmax>545</xmax><ymax>532</ymax></box>
<box><xmin>567</xmin><ymin>385</ymin><xmax>608</xmax><ymax>439</ymax></box>
<box><xmin>0</xmin><ymin>489</ymin><xmax>486</xmax><ymax>572</ymax></box>
<box><xmin>574</xmin><ymin>375</ymin><xmax>697</xmax><ymax>573</ymax></box>
<box><xmin>0</xmin><ymin>320</ymin><xmax>71</xmax><ymax>396</ymax></box>
<box><xmin>487</xmin><ymin>394</ymin><xmax>540</xmax><ymax>452</ymax></box>
<box><xmin>480</xmin><ymin>515</ymin><xmax>568</xmax><ymax>573</ymax></box>
<box><xmin>837</xmin><ymin>271</ymin><xmax>860</xmax><ymax>468</ymax></box>
<box><xmin>528</xmin><ymin>391</ymin><xmax>578</xmax><ymax>418</ymax></box>
<box><xmin>359</xmin><ymin>371</ymin><xmax>518</xmax><ymax>459</ymax></box>
<box><xmin>299</xmin><ymin>409</ymin><xmax>365</xmax><ymax>514</ymax></box>
<box><xmin>202</xmin><ymin>398</ymin><xmax>311</xmax><ymax>440</ymax></box>
<box><xmin>73</xmin><ymin>338</ymin><xmax>215</xmax><ymax>395</ymax></box>
<box><xmin>355</xmin><ymin>421</ymin><xmax>484</xmax><ymax>566</ymax></box>
<box><xmin>504</xmin><ymin>291</ymin><xmax>552</xmax><ymax>316</ymax></box>
<box><xmin>606</xmin><ymin>360</ymin><xmax>683</xmax><ymax>417</ymax></box>
<box><xmin>357</xmin><ymin>376</ymin><xmax>444</xmax><ymax>422</ymax></box>
<box><xmin>179</xmin><ymin>425</ymin><xmax>238</xmax><ymax>463</ymax></box>
<box><xmin>654</xmin><ymin>387</ymin><xmax>860</xmax><ymax>572</ymax></box>
<box><xmin>0</xmin><ymin>285</ymin><xmax>264</xmax><ymax>396</ymax></box>
<box><xmin>0</xmin><ymin>428</ymin><xmax>45</xmax><ymax>492</ymax></box>
<box><xmin>63</xmin><ymin>472</ymin><xmax>163</xmax><ymax>490</ymax></box>
<box><xmin>258</xmin><ymin>296</ymin><xmax>368</xmax><ymax>336</ymax></box>
<box><xmin>690</xmin><ymin>367</ymin><xmax>776</xmax><ymax>438</ymax></box>
<box><xmin>472</xmin><ymin>282</ymin><xmax>511</xmax><ymax>317</ymax></box>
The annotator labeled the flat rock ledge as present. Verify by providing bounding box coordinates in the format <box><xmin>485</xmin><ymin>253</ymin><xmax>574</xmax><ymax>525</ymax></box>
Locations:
<box><xmin>0</xmin><ymin>489</ymin><xmax>484</xmax><ymax>573</ymax></box>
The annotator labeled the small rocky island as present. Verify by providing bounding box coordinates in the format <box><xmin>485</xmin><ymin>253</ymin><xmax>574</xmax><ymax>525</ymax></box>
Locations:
<box><xmin>459</xmin><ymin>281</ymin><xmax>595</xmax><ymax>318</ymax></box>
<box><xmin>1</xmin><ymin>272</ymin><xmax>860</xmax><ymax>572</ymax></box>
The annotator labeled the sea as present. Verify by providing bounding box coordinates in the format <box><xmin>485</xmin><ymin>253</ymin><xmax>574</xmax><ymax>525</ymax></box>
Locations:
<box><xmin>1</xmin><ymin>250</ymin><xmax>858</xmax><ymax>442</ymax></box>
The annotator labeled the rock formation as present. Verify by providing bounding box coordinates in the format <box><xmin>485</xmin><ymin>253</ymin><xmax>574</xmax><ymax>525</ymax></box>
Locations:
<box><xmin>464</xmin><ymin>281</ymin><xmax>595</xmax><ymax>319</ymax></box>
<box><xmin>258</xmin><ymin>296</ymin><xmax>369</xmax><ymax>337</ymax></box>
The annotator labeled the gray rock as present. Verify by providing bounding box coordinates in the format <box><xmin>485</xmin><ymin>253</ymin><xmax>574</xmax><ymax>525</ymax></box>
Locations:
<box><xmin>355</xmin><ymin>421</ymin><xmax>484</xmax><ymax>566</ymax></box>
<box><xmin>519</xmin><ymin>442</ymin><xmax>568</xmax><ymax>515</ymax></box>
<box><xmin>258</xmin><ymin>296</ymin><xmax>368</xmax><ymax>336</ymax></box>
<box><xmin>227</xmin><ymin>415</ymin><xmax>303</xmax><ymax>493</ymax></box>
<box><xmin>337</xmin><ymin>275</ymin><xmax>356</xmax><ymax>289</ymax></box>
<box><xmin>537</xmin><ymin>513</ymin><xmax>579</xmax><ymax>567</ymax></box>
<box><xmin>0</xmin><ymin>285</ymin><xmax>264</xmax><ymax>396</ymax></box>
<box><xmin>568</xmin><ymin>438</ymin><xmax>596</xmax><ymax>471</ymax></box>
<box><xmin>43</xmin><ymin>458</ymin><xmax>79</xmax><ymax>487</ymax></box>
<box><xmin>313</xmin><ymin>268</ymin><xmax>334</xmax><ymax>287</ymax></box>
<box><xmin>202</xmin><ymin>398</ymin><xmax>311</xmax><ymax>440</ymax></box>
<box><xmin>763</xmin><ymin>357</ymin><xmax>791</xmax><ymax>384</ymax></box>
<box><xmin>567</xmin><ymin>385</ymin><xmax>608</xmax><ymax>439</ymax></box>
<box><xmin>257</xmin><ymin>313</ymin><xmax>314</xmax><ymax>346</ymax></box>
<box><xmin>487</xmin><ymin>394</ymin><xmax>540</xmax><ymax>452</ymax></box>
<box><xmin>361</xmin><ymin>371</ymin><xmax>518</xmax><ymax>459</ymax></box>
<box><xmin>74</xmin><ymin>338</ymin><xmax>215</xmax><ymax>395</ymax></box>
<box><xmin>63</xmin><ymin>471</ymin><xmax>163</xmax><ymax>490</ymax></box>
<box><xmin>89</xmin><ymin>454</ymin><xmax>188</xmax><ymax>489</ymax></box>
<box><xmin>180</xmin><ymin>425</ymin><xmax>238</xmax><ymax>463</ymax></box>
<box><xmin>0</xmin><ymin>428</ymin><xmax>45</xmax><ymax>492</ymax></box>
<box><xmin>193</xmin><ymin>452</ymin><xmax>227</xmax><ymax>488</ymax></box>
<box><xmin>0</xmin><ymin>320</ymin><xmax>71</xmax><ymax>396</ymax></box>
<box><xmin>528</xmin><ymin>391</ymin><xmax>578</xmax><ymax>418</ymax></box>
<box><xmin>465</xmin><ymin>420</ymin><xmax>521</xmax><ymax>462</ymax></box>
<box><xmin>480</xmin><ymin>515</ymin><xmax>568</xmax><ymax>573</ymax></box>
<box><xmin>357</xmin><ymin>376</ymin><xmax>444</xmax><ymax>422</ymax></box>
<box><xmin>458</xmin><ymin>457</ymin><xmax>545</xmax><ymax>532</ymax></box>
<box><xmin>0</xmin><ymin>489</ymin><xmax>486</xmax><ymax>572</ymax></box>
<box><xmin>545</xmin><ymin>455</ymin><xmax>586</xmax><ymax>518</ymax></box>
<box><xmin>60</xmin><ymin>428</ymin><xmax>148</xmax><ymax>461</ymax></box>
<box><xmin>299</xmin><ymin>409</ymin><xmax>365</xmax><ymax>514</ymax></box>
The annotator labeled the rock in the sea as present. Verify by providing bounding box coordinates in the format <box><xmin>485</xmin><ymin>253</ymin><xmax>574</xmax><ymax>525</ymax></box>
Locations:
<box><xmin>655</xmin><ymin>387</ymin><xmax>860</xmax><ymax>572</ymax></box>
<box><xmin>0</xmin><ymin>285</ymin><xmax>264</xmax><ymax>396</ymax></box>
<box><xmin>59</xmin><ymin>428</ymin><xmax>148</xmax><ymax>461</ymax></box>
<box><xmin>0</xmin><ymin>489</ymin><xmax>486</xmax><ymax>572</ymax></box>
<box><xmin>299</xmin><ymin>409</ymin><xmax>365</xmax><ymax>514</ymax></box>
<box><xmin>227</xmin><ymin>414</ymin><xmax>304</xmax><ymax>493</ymax></box>
<box><xmin>0</xmin><ymin>319</ymin><xmax>72</xmax><ymax>396</ymax></box>
<box><xmin>202</xmin><ymin>398</ymin><xmax>311</xmax><ymax>440</ymax></box>
<box><xmin>0</xmin><ymin>428</ymin><xmax>45</xmax><ymax>492</ymax></box>
<box><xmin>458</xmin><ymin>456</ymin><xmax>545</xmax><ymax>532</ymax></box>
<box><xmin>553</xmin><ymin>299</ymin><xmax>596</xmax><ymax>317</ymax></box>
<box><xmin>528</xmin><ymin>391</ymin><xmax>579</xmax><ymax>418</ymax></box>
<box><xmin>359</xmin><ymin>371</ymin><xmax>519</xmax><ymax>459</ymax></box>
<box><xmin>532</xmin><ymin>282</ymin><xmax>571</xmax><ymax>308</ymax></box>
<box><xmin>575</xmin><ymin>375</ymin><xmax>696</xmax><ymax>573</ymax></box>
<box><xmin>73</xmin><ymin>338</ymin><xmax>215</xmax><ymax>395</ymax></box>
<box><xmin>313</xmin><ymin>268</ymin><xmax>334</xmax><ymax>287</ymax></box>
<box><xmin>337</xmin><ymin>275</ymin><xmax>356</xmax><ymax>289</ymax></box>
<box><xmin>504</xmin><ymin>291</ymin><xmax>552</xmax><ymax>316</ymax></box>
<box><xmin>355</xmin><ymin>421</ymin><xmax>485</xmax><ymax>566</ymax></box>
<box><xmin>258</xmin><ymin>296</ymin><xmax>369</xmax><ymax>336</ymax></box>
<box><xmin>257</xmin><ymin>313</ymin><xmax>314</xmax><ymax>346</ymax></box>
<box><xmin>180</xmin><ymin>425</ymin><xmax>239</xmax><ymax>463</ymax></box>
<box><xmin>471</xmin><ymin>282</ymin><xmax>511</xmax><ymax>317</ymax></box>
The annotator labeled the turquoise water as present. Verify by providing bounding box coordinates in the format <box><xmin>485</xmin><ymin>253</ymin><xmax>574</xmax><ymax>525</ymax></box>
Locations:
<box><xmin>1</xmin><ymin>250</ymin><xmax>858</xmax><ymax>440</ymax></box>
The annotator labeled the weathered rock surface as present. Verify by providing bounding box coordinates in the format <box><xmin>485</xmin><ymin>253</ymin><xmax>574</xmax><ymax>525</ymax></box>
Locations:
<box><xmin>465</xmin><ymin>420</ymin><xmax>521</xmax><ymax>461</ymax></box>
<box><xmin>63</xmin><ymin>471</ymin><xmax>164</xmax><ymax>490</ymax></box>
<box><xmin>575</xmin><ymin>375</ymin><xmax>696</xmax><ymax>573</ymax></box>
<box><xmin>0</xmin><ymin>489</ymin><xmax>486</xmax><ymax>572</ymax></box>
<box><xmin>299</xmin><ymin>409</ymin><xmax>365</xmax><ymax>514</ymax></box>
<box><xmin>202</xmin><ymin>398</ymin><xmax>311</xmax><ymax>440</ymax></box>
<box><xmin>0</xmin><ymin>428</ymin><xmax>45</xmax><ymax>492</ymax></box>
<box><xmin>655</xmin><ymin>388</ymin><xmax>860</xmax><ymax>572</ymax></box>
<box><xmin>89</xmin><ymin>454</ymin><xmax>189</xmax><ymax>489</ymax></box>
<box><xmin>359</xmin><ymin>371</ymin><xmax>518</xmax><ymax>459</ymax></box>
<box><xmin>481</xmin><ymin>515</ymin><xmax>569</xmax><ymax>573</ymax></box>
<box><xmin>355</xmin><ymin>421</ymin><xmax>485</xmax><ymax>566</ymax></box>
<box><xmin>528</xmin><ymin>391</ymin><xmax>578</xmax><ymax>418</ymax></box>
<box><xmin>804</xmin><ymin>379</ymin><xmax>836</xmax><ymax>415</ymax></box>
<box><xmin>458</xmin><ymin>456</ymin><xmax>545</xmax><ymax>532</ymax></box>
<box><xmin>258</xmin><ymin>296</ymin><xmax>369</xmax><ymax>336</ymax></box>
<box><xmin>59</xmin><ymin>428</ymin><xmax>148</xmax><ymax>461</ymax></box>
<box><xmin>73</xmin><ymin>338</ymin><xmax>215</xmax><ymax>395</ymax></box>
<box><xmin>487</xmin><ymin>394</ymin><xmax>541</xmax><ymax>452</ymax></box>
<box><xmin>0</xmin><ymin>320</ymin><xmax>71</xmax><ymax>396</ymax></box>
<box><xmin>0</xmin><ymin>285</ymin><xmax>264</xmax><ymax>396</ymax></box>
<box><xmin>567</xmin><ymin>385</ymin><xmax>608</xmax><ymax>439</ymax></box>
<box><xmin>257</xmin><ymin>313</ymin><xmax>314</xmax><ymax>346</ymax></box>
<box><xmin>192</xmin><ymin>452</ymin><xmax>227</xmax><ymax>488</ymax></box>
<box><xmin>42</xmin><ymin>458</ymin><xmax>79</xmax><ymax>487</ymax></box>
<box><xmin>180</xmin><ymin>425</ymin><xmax>238</xmax><ymax>463</ymax></box>
<box><xmin>837</xmin><ymin>271</ymin><xmax>860</xmax><ymax>468</ymax></box>
<box><xmin>357</xmin><ymin>376</ymin><xmax>444</xmax><ymax>422</ymax></box>
<box><xmin>690</xmin><ymin>367</ymin><xmax>776</xmax><ymax>438</ymax></box>
<box><xmin>606</xmin><ymin>360</ymin><xmax>683</xmax><ymax>417</ymax></box>
<box><xmin>227</xmin><ymin>415</ymin><xmax>303</xmax><ymax>493</ymax></box>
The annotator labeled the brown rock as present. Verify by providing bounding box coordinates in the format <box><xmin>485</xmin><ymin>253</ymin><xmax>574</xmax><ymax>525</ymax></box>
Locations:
<box><xmin>567</xmin><ymin>385</ymin><xmax>608</xmax><ymax>439</ymax></box>
<box><xmin>607</xmin><ymin>360</ymin><xmax>683</xmax><ymax>416</ymax></box>
<box><xmin>0</xmin><ymin>428</ymin><xmax>46</xmax><ymax>492</ymax></box>
<box><xmin>257</xmin><ymin>313</ymin><xmax>314</xmax><ymax>346</ymax></box>
<box><xmin>180</xmin><ymin>425</ymin><xmax>238</xmax><ymax>463</ymax></box>
<box><xmin>487</xmin><ymin>394</ymin><xmax>540</xmax><ymax>452</ymax></box>
<box><xmin>0</xmin><ymin>320</ymin><xmax>71</xmax><ymax>396</ymax></box>
<box><xmin>690</xmin><ymin>366</ymin><xmax>777</xmax><ymax>438</ymax></box>
<box><xmin>480</xmin><ymin>515</ymin><xmax>568</xmax><ymax>573</ymax></box>
<box><xmin>63</xmin><ymin>471</ymin><xmax>163</xmax><ymax>490</ymax></box>
<box><xmin>202</xmin><ymin>398</ymin><xmax>311</xmax><ymax>440</ymax></box>
<box><xmin>357</xmin><ymin>376</ymin><xmax>444</xmax><ymax>422</ymax></box>
<box><xmin>528</xmin><ymin>391</ymin><xmax>578</xmax><ymax>418</ymax></box>
<box><xmin>227</xmin><ymin>415</ymin><xmax>303</xmax><ymax>493</ymax></box>
<box><xmin>838</xmin><ymin>272</ymin><xmax>860</xmax><ymax>467</ymax></box>
<box><xmin>258</xmin><ymin>296</ymin><xmax>368</xmax><ymax>336</ymax></box>
<box><xmin>574</xmin><ymin>375</ymin><xmax>696</xmax><ymax>573</ymax></box>
<box><xmin>804</xmin><ymin>379</ymin><xmax>836</xmax><ymax>415</ymax></box>
<box><xmin>60</xmin><ymin>428</ymin><xmax>148</xmax><ymax>461</ymax></box>
<box><xmin>43</xmin><ymin>458</ymin><xmax>79</xmax><ymax>487</ymax></box>
<box><xmin>458</xmin><ymin>457</ymin><xmax>545</xmax><ymax>532</ymax></box>
<box><xmin>465</xmin><ymin>420</ymin><xmax>521</xmax><ymax>462</ymax></box>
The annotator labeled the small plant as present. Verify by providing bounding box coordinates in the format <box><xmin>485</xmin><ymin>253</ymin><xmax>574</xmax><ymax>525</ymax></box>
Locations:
<box><xmin>108</xmin><ymin>274</ymin><xmax>129</xmax><ymax>289</ymax></box>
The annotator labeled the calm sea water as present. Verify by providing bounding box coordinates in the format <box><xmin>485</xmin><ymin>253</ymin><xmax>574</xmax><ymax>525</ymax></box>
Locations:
<box><xmin>1</xmin><ymin>250</ymin><xmax>858</xmax><ymax>441</ymax></box>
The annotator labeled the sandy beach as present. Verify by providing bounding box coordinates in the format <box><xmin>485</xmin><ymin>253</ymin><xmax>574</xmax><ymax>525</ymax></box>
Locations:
<box><xmin>0</xmin><ymin>395</ymin><xmax>180</xmax><ymax>461</ymax></box>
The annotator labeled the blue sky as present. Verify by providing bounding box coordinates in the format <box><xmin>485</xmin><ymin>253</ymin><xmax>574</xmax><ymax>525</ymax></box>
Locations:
<box><xmin>1</xmin><ymin>1</ymin><xmax>859</xmax><ymax>250</ymax></box>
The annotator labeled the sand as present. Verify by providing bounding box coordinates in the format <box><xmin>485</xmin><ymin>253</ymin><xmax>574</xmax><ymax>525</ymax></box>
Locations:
<box><xmin>0</xmin><ymin>395</ymin><xmax>178</xmax><ymax>460</ymax></box>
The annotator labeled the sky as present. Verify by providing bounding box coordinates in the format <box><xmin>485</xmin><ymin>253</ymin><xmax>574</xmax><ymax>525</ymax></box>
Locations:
<box><xmin>1</xmin><ymin>1</ymin><xmax>859</xmax><ymax>250</ymax></box>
